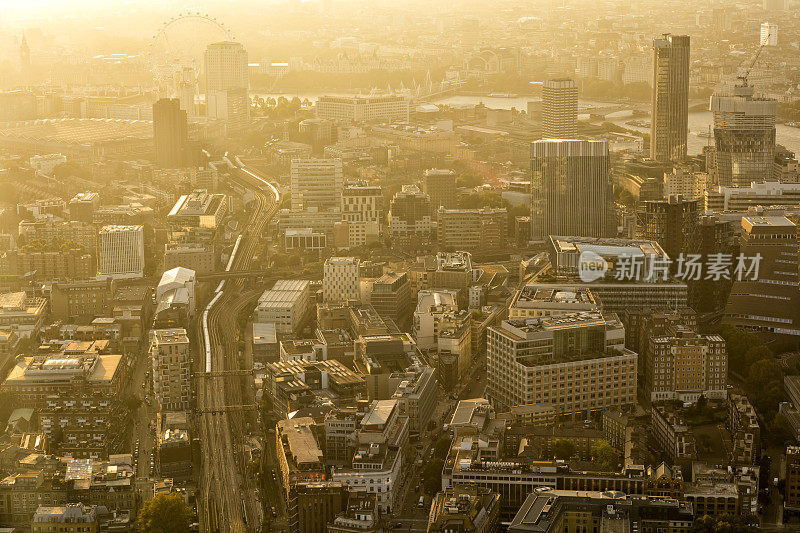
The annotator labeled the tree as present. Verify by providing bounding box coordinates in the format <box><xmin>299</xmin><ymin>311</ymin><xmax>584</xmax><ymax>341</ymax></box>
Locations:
<box><xmin>747</xmin><ymin>359</ymin><xmax>784</xmax><ymax>414</ymax></box>
<box><xmin>552</xmin><ymin>439</ymin><xmax>576</xmax><ymax>460</ymax></box>
<box><xmin>590</xmin><ymin>440</ymin><xmax>619</xmax><ymax>472</ymax></box>
<box><xmin>123</xmin><ymin>394</ymin><xmax>142</xmax><ymax>413</ymax></box>
<box><xmin>457</xmin><ymin>191</ymin><xmax>506</xmax><ymax>209</ymax></box>
<box><xmin>434</xmin><ymin>436</ymin><xmax>451</xmax><ymax>459</ymax></box>
<box><xmin>743</xmin><ymin>345</ymin><xmax>772</xmax><ymax>371</ymax></box>
<box><xmin>138</xmin><ymin>492</ymin><xmax>193</xmax><ymax>533</ymax></box>
<box><xmin>692</xmin><ymin>513</ymin><xmax>758</xmax><ymax>532</ymax></box>
<box><xmin>422</xmin><ymin>458</ymin><xmax>444</xmax><ymax>494</ymax></box>
<box><xmin>770</xmin><ymin>413</ymin><xmax>796</xmax><ymax>447</ymax></box>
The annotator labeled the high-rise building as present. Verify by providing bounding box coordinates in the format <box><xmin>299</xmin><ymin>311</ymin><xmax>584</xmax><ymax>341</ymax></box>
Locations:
<box><xmin>151</xmin><ymin>328</ymin><xmax>191</xmax><ymax>411</ymax></box>
<box><xmin>152</xmin><ymin>98</ymin><xmax>188</xmax><ymax>168</ymax></box>
<box><xmin>178</xmin><ymin>66</ymin><xmax>198</xmax><ymax>116</ymax></box>
<box><xmin>288</xmin><ymin>482</ymin><xmax>348</xmax><ymax>533</ymax></box>
<box><xmin>389</xmin><ymin>185</ymin><xmax>431</xmax><ymax>247</ymax></box>
<box><xmin>693</xmin><ymin>215</ymin><xmax>737</xmax><ymax>312</ymax></box>
<box><xmin>530</xmin><ymin>139</ymin><xmax>614</xmax><ymax>239</ymax></box>
<box><xmin>204</xmin><ymin>41</ymin><xmax>248</xmax><ymax>92</ymax></box>
<box><xmin>640</xmin><ymin>194</ymin><xmax>699</xmax><ymax>262</ymax></box>
<box><xmin>341</xmin><ymin>182</ymin><xmax>382</xmax><ymax>247</ymax></box>
<box><xmin>486</xmin><ymin>312</ymin><xmax>637</xmax><ymax>413</ymax></box>
<box><xmin>204</xmin><ymin>41</ymin><xmax>249</xmax><ymax>125</ymax></box>
<box><xmin>651</xmin><ymin>35</ymin><xmax>690</xmax><ymax>163</ymax></box>
<box><xmin>423</xmin><ymin>168</ymin><xmax>457</xmax><ymax>215</ymax></box>
<box><xmin>708</xmin><ymin>85</ymin><xmax>777</xmax><ymax>187</ymax></box>
<box><xmin>323</xmin><ymin>257</ymin><xmax>361</xmax><ymax>303</ymax></box>
<box><xmin>761</xmin><ymin>22</ymin><xmax>778</xmax><ymax>46</ymax></box>
<box><xmin>98</xmin><ymin>225</ymin><xmax>144</xmax><ymax>279</ymax></box>
<box><xmin>291</xmin><ymin>158</ymin><xmax>344</xmax><ymax>211</ymax></box>
<box><xmin>724</xmin><ymin>216</ymin><xmax>800</xmax><ymax>334</ymax></box>
<box><xmin>542</xmin><ymin>78</ymin><xmax>578</xmax><ymax>139</ymax></box>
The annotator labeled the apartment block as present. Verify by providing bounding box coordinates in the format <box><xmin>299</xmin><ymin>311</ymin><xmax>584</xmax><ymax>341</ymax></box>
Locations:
<box><xmin>151</xmin><ymin>328</ymin><xmax>191</xmax><ymax>412</ymax></box>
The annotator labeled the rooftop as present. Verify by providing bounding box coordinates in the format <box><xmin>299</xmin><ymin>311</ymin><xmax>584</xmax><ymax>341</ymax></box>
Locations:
<box><xmin>277</xmin><ymin>417</ymin><xmax>324</xmax><ymax>467</ymax></box>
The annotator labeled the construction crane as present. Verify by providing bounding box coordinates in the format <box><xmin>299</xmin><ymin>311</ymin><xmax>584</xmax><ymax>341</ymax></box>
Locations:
<box><xmin>736</xmin><ymin>29</ymin><xmax>770</xmax><ymax>88</ymax></box>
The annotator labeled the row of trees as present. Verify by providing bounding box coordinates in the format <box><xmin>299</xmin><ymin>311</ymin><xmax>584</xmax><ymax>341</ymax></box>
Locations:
<box><xmin>716</xmin><ymin>324</ymin><xmax>795</xmax><ymax>445</ymax></box>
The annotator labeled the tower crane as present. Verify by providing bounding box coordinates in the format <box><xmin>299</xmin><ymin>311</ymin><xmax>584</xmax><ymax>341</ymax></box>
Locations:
<box><xmin>736</xmin><ymin>29</ymin><xmax>770</xmax><ymax>88</ymax></box>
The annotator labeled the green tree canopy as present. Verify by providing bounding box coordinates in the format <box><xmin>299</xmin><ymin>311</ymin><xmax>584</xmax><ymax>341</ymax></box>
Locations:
<box><xmin>590</xmin><ymin>440</ymin><xmax>619</xmax><ymax>472</ymax></box>
<box><xmin>692</xmin><ymin>514</ymin><xmax>758</xmax><ymax>532</ymax></box>
<box><xmin>422</xmin><ymin>458</ymin><xmax>444</xmax><ymax>494</ymax></box>
<box><xmin>138</xmin><ymin>492</ymin><xmax>193</xmax><ymax>533</ymax></box>
<box><xmin>552</xmin><ymin>439</ymin><xmax>576</xmax><ymax>460</ymax></box>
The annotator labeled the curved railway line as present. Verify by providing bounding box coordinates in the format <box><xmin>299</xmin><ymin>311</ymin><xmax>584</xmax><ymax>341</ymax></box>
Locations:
<box><xmin>198</xmin><ymin>157</ymin><xmax>279</xmax><ymax>532</ymax></box>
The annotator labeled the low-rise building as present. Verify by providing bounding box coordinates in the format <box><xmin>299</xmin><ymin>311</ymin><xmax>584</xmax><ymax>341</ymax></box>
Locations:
<box><xmin>509</xmin><ymin>286</ymin><xmax>597</xmax><ymax>320</ymax></box>
<box><xmin>0</xmin><ymin>291</ymin><xmax>46</xmax><ymax>338</ymax></box>
<box><xmin>651</xmin><ymin>403</ymin><xmax>696</xmax><ymax>464</ymax></box>
<box><xmin>437</xmin><ymin>207</ymin><xmax>508</xmax><ymax>251</ymax></box>
<box><xmin>255</xmin><ymin>280</ymin><xmax>312</xmax><ymax>335</ymax></box>
<box><xmin>728</xmin><ymin>394</ymin><xmax>760</xmax><ymax>465</ymax></box>
<box><xmin>507</xmin><ymin>489</ymin><xmax>694</xmax><ymax>533</ymax></box>
<box><xmin>2</xmin><ymin>354</ymin><xmax>123</xmax><ymax>408</ymax></box>
<box><xmin>163</xmin><ymin>242</ymin><xmax>215</xmax><ymax>274</ymax></box>
<box><xmin>50</xmin><ymin>278</ymin><xmax>115</xmax><ymax>322</ymax></box>
<box><xmin>32</xmin><ymin>503</ymin><xmax>100</xmax><ymax>533</ymax></box>
<box><xmin>427</xmin><ymin>485</ymin><xmax>500</xmax><ymax>533</ymax></box>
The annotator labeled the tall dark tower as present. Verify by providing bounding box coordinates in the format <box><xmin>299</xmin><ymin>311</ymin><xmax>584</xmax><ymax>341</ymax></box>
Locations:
<box><xmin>19</xmin><ymin>34</ymin><xmax>30</xmax><ymax>69</ymax></box>
<box><xmin>651</xmin><ymin>34</ymin><xmax>690</xmax><ymax>163</ymax></box>
<box><xmin>153</xmin><ymin>98</ymin><xmax>188</xmax><ymax>168</ymax></box>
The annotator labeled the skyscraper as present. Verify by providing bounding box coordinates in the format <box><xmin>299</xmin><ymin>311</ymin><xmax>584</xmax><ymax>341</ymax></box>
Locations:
<box><xmin>204</xmin><ymin>41</ymin><xmax>249</xmax><ymax>125</ymax></box>
<box><xmin>152</xmin><ymin>98</ymin><xmax>188</xmax><ymax>168</ymax></box>
<box><xmin>708</xmin><ymin>85</ymin><xmax>777</xmax><ymax>187</ymax></box>
<box><xmin>541</xmin><ymin>78</ymin><xmax>578</xmax><ymax>139</ymax></box>
<box><xmin>651</xmin><ymin>35</ymin><xmax>690</xmax><ymax>163</ymax></box>
<box><xmin>290</xmin><ymin>158</ymin><xmax>343</xmax><ymax>210</ymax></box>
<box><xmin>204</xmin><ymin>41</ymin><xmax>248</xmax><ymax>92</ymax></box>
<box><xmin>530</xmin><ymin>139</ymin><xmax>614</xmax><ymax>239</ymax></box>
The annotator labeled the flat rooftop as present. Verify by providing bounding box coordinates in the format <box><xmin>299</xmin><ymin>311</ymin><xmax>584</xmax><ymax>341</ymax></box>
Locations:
<box><xmin>361</xmin><ymin>399</ymin><xmax>396</xmax><ymax>429</ymax></box>
<box><xmin>277</xmin><ymin>417</ymin><xmax>324</xmax><ymax>466</ymax></box>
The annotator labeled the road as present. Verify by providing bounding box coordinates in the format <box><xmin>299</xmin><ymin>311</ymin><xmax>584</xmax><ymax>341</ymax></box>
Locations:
<box><xmin>196</xmin><ymin>159</ymin><xmax>279</xmax><ymax>533</ymax></box>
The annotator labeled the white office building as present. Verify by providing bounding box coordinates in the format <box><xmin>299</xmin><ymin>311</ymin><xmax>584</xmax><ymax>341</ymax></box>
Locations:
<box><xmin>316</xmin><ymin>95</ymin><xmax>410</xmax><ymax>123</ymax></box>
<box><xmin>291</xmin><ymin>158</ymin><xmax>344</xmax><ymax>211</ymax></box>
<box><xmin>323</xmin><ymin>257</ymin><xmax>361</xmax><ymax>303</ymax></box>
<box><xmin>98</xmin><ymin>225</ymin><xmax>144</xmax><ymax>279</ymax></box>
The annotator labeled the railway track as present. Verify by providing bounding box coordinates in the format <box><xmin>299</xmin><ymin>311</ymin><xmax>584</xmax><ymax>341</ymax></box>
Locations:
<box><xmin>197</xmin><ymin>158</ymin><xmax>279</xmax><ymax>532</ymax></box>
